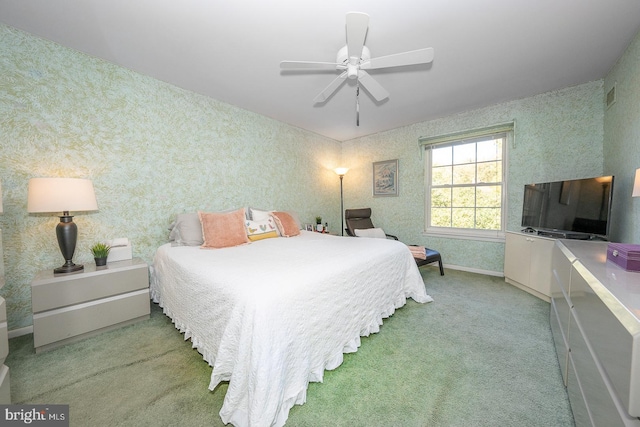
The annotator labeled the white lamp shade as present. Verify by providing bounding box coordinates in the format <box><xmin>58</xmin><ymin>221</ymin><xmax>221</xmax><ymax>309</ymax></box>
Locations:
<box><xmin>633</xmin><ymin>168</ymin><xmax>640</xmax><ymax>198</ymax></box>
<box><xmin>27</xmin><ymin>178</ymin><xmax>98</xmax><ymax>213</ymax></box>
<box><xmin>334</xmin><ymin>167</ymin><xmax>349</xmax><ymax>176</ymax></box>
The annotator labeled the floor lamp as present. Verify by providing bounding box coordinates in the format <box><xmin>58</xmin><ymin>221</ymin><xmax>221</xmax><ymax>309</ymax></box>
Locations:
<box><xmin>27</xmin><ymin>178</ymin><xmax>98</xmax><ymax>274</ymax></box>
<box><xmin>334</xmin><ymin>168</ymin><xmax>349</xmax><ymax>235</ymax></box>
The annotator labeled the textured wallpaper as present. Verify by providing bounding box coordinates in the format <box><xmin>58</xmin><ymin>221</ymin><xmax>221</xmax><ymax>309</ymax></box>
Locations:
<box><xmin>342</xmin><ymin>81</ymin><xmax>605</xmax><ymax>274</ymax></box>
<box><xmin>0</xmin><ymin>25</ymin><xmax>341</xmax><ymax>330</ymax></box>
<box><xmin>604</xmin><ymin>29</ymin><xmax>640</xmax><ymax>244</ymax></box>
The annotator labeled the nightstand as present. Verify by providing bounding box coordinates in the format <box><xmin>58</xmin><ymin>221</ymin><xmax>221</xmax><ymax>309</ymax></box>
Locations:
<box><xmin>31</xmin><ymin>258</ymin><xmax>150</xmax><ymax>353</ymax></box>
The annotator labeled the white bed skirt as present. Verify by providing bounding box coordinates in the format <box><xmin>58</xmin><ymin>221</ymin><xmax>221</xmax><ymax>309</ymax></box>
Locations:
<box><xmin>151</xmin><ymin>231</ymin><xmax>432</xmax><ymax>426</ymax></box>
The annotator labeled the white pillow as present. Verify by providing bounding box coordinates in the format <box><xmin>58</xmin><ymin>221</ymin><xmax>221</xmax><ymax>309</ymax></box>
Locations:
<box><xmin>168</xmin><ymin>213</ymin><xmax>203</xmax><ymax>246</ymax></box>
<box><xmin>354</xmin><ymin>228</ymin><xmax>386</xmax><ymax>239</ymax></box>
<box><xmin>249</xmin><ymin>207</ymin><xmax>272</xmax><ymax>221</ymax></box>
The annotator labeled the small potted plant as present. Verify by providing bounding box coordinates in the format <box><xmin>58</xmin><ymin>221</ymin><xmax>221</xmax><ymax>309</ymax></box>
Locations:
<box><xmin>91</xmin><ymin>242</ymin><xmax>111</xmax><ymax>267</ymax></box>
<box><xmin>315</xmin><ymin>216</ymin><xmax>323</xmax><ymax>232</ymax></box>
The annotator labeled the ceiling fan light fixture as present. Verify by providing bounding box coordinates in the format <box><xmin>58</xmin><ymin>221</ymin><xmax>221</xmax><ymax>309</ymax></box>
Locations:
<box><xmin>347</xmin><ymin>64</ymin><xmax>359</xmax><ymax>79</ymax></box>
<box><xmin>280</xmin><ymin>12</ymin><xmax>433</xmax><ymax>119</ymax></box>
<box><xmin>336</xmin><ymin>45</ymin><xmax>370</xmax><ymax>67</ymax></box>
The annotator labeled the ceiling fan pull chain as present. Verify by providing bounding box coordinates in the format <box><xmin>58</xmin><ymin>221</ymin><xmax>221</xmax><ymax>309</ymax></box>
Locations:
<box><xmin>356</xmin><ymin>83</ymin><xmax>360</xmax><ymax>126</ymax></box>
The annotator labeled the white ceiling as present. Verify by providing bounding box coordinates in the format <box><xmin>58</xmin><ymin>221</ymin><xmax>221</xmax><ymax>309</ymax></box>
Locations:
<box><xmin>2</xmin><ymin>0</ymin><xmax>640</xmax><ymax>142</ymax></box>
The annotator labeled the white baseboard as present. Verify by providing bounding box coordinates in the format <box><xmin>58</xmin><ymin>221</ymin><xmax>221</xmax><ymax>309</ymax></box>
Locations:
<box><xmin>442</xmin><ymin>264</ymin><xmax>504</xmax><ymax>277</ymax></box>
<box><xmin>9</xmin><ymin>326</ymin><xmax>33</xmax><ymax>339</ymax></box>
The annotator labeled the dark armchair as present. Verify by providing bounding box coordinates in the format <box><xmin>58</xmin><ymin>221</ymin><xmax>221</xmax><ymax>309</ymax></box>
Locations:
<box><xmin>345</xmin><ymin>208</ymin><xmax>444</xmax><ymax>275</ymax></box>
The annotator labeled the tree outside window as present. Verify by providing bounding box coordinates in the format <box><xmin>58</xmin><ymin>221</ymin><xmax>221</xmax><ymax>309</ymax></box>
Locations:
<box><xmin>425</xmin><ymin>132</ymin><xmax>507</xmax><ymax>240</ymax></box>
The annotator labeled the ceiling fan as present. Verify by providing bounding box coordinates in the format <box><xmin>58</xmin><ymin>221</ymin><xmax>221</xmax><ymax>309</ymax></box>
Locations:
<box><xmin>280</xmin><ymin>12</ymin><xmax>434</xmax><ymax>125</ymax></box>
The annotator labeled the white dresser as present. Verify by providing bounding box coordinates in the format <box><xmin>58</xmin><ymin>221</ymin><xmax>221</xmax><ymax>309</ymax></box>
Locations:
<box><xmin>551</xmin><ymin>239</ymin><xmax>640</xmax><ymax>426</ymax></box>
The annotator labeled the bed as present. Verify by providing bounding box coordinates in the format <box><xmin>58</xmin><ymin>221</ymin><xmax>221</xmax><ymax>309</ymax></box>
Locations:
<box><xmin>151</xmin><ymin>228</ymin><xmax>432</xmax><ymax>427</ymax></box>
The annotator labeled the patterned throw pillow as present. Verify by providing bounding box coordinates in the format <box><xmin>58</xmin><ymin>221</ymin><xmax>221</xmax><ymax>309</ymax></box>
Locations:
<box><xmin>245</xmin><ymin>217</ymin><xmax>280</xmax><ymax>241</ymax></box>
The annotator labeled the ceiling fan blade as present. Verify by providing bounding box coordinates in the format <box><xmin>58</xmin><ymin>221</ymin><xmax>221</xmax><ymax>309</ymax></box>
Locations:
<box><xmin>346</xmin><ymin>12</ymin><xmax>369</xmax><ymax>61</ymax></box>
<box><xmin>361</xmin><ymin>47</ymin><xmax>434</xmax><ymax>70</ymax></box>
<box><xmin>313</xmin><ymin>71</ymin><xmax>348</xmax><ymax>103</ymax></box>
<box><xmin>280</xmin><ymin>60</ymin><xmax>341</xmax><ymax>70</ymax></box>
<box><xmin>357</xmin><ymin>70</ymin><xmax>389</xmax><ymax>101</ymax></box>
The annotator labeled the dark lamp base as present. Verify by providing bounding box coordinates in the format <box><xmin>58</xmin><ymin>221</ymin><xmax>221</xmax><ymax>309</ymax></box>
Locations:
<box><xmin>54</xmin><ymin>263</ymin><xmax>84</xmax><ymax>275</ymax></box>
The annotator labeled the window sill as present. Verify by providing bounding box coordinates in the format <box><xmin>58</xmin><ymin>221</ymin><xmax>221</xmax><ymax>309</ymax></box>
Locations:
<box><xmin>423</xmin><ymin>228</ymin><xmax>505</xmax><ymax>243</ymax></box>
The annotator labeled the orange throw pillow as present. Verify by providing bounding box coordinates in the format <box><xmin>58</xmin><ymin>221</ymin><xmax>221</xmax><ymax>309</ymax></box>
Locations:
<box><xmin>271</xmin><ymin>211</ymin><xmax>300</xmax><ymax>237</ymax></box>
<box><xmin>198</xmin><ymin>208</ymin><xmax>250</xmax><ymax>249</ymax></box>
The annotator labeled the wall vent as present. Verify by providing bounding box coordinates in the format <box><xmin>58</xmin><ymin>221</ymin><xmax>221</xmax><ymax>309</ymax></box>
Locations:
<box><xmin>606</xmin><ymin>84</ymin><xmax>616</xmax><ymax>108</ymax></box>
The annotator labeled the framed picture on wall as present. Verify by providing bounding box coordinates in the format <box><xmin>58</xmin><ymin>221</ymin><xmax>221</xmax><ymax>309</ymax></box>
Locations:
<box><xmin>373</xmin><ymin>159</ymin><xmax>399</xmax><ymax>197</ymax></box>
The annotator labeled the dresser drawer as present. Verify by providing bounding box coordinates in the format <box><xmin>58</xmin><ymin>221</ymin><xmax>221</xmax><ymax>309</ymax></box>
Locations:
<box><xmin>33</xmin><ymin>289</ymin><xmax>150</xmax><ymax>350</ymax></box>
<box><xmin>0</xmin><ymin>297</ymin><xmax>7</xmax><ymax>362</ymax></box>
<box><xmin>0</xmin><ymin>364</ymin><xmax>9</xmax><ymax>404</ymax></box>
<box><xmin>32</xmin><ymin>259</ymin><xmax>148</xmax><ymax>313</ymax></box>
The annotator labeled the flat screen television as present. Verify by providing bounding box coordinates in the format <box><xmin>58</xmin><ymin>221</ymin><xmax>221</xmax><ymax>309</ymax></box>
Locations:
<box><xmin>521</xmin><ymin>175</ymin><xmax>614</xmax><ymax>239</ymax></box>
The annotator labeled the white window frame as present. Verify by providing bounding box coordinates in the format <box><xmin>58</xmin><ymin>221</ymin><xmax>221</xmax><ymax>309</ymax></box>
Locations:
<box><xmin>420</xmin><ymin>123</ymin><xmax>513</xmax><ymax>242</ymax></box>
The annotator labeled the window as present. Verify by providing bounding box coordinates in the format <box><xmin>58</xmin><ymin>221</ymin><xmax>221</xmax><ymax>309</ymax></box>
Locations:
<box><xmin>421</xmin><ymin>125</ymin><xmax>511</xmax><ymax>241</ymax></box>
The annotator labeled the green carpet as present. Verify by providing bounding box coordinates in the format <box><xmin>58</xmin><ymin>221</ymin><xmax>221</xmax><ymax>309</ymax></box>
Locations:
<box><xmin>6</xmin><ymin>268</ymin><xmax>574</xmax><ymax>426</ymax></box>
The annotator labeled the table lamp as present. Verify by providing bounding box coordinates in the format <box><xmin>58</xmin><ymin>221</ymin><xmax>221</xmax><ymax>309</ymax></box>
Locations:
<box><xmin>27</xmin><ymin>178</ymin><xmax>98</xmax><ymax>274</ymax></box>
<box><xmin>633</xmin><ymin>168</ymin><xmax>640</xmax><ymax>198</ymax></box>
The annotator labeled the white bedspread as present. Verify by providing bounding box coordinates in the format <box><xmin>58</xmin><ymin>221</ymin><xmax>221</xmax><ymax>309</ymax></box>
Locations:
<box><xmin>150</xmin><ymin>231</ymin><xmax>432</xmax><ymax>427</ymax></box>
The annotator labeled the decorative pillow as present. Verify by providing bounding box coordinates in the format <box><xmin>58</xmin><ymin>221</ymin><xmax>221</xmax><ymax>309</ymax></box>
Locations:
<box><xmin>271</xmin><ymin>211</ymin><xmax>301</xmax><ymax>237</ymax></box>
<box><xmin>285</xmin><ymin>211</ymin><xmax>302</xmax><ymax>230</ymax></box>
<box><xmin>354</xmin><ymin>228</ymin><xmax>387</xmax><ymax>239</ymax></box>
<box><xmin>249</xmin><ymin>207</ymin><xmax>272</xmax><ymax>221</ymax></box>
<box><xmin>245</xmin><ymin>217</ymin><xmax>280</xmax><ymax>241</ymax></box>
<box><xmin>168</xmin><ymin>213</ymin><xmax>204</xmax><ymax>246</ymax></box>
<box><xmin>198</xmin><ymin>208</ymin><xmax>250</xmax><ymax>249</ymax></box>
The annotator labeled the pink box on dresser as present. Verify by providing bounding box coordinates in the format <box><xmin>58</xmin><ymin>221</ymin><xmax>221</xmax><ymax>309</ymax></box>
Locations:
<box><xmin>607</xmin><ymin>243</ymin><xmax>640</xmax><ymax>272</ymax></box>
